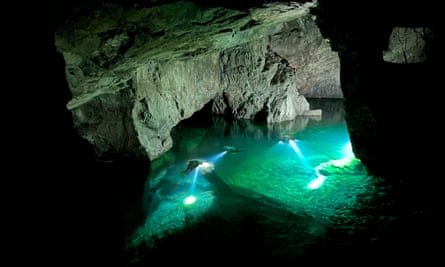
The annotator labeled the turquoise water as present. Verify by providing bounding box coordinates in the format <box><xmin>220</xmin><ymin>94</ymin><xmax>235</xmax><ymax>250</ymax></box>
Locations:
<box><xmin>127</xmin><ymin>100</ymin><xmax>384</xmax><ymax>263</ymax></box>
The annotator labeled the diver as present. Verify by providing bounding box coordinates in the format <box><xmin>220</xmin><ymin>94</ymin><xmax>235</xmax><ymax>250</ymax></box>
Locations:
<box><xmin>181</xmin><ymin>159</ymin><xmax>204</xmax><ymax>176</ymax></box>
<box><xmin>222</xmin><ymin>145</ymin><xmax>242</xmax><ymax>153</ymax></box>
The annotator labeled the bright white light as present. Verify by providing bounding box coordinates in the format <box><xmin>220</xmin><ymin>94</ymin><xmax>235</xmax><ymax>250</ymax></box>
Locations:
<box><xmin>198</xmin><ymin>161</ymin><xmax>214</xmax><ymax>174</ymax></box>
<box><xmin>307</xmin><ymin>174</ymin><xmax>326</xmax><ymax>189</ymax></box>
<box><xmin>289</xmin><ymin>139</ymin><xmax>304</xmax><ymax>158</ymax></box>
<box><xmin>330</xmin><ymin>158</ymin><xmax>353</xmax><ymax>167</ymax></box>
<box><xmin>199</xmin><ymin>161</ymin><xmax>212</xmax><ymax>168</ymax></box>
<box><xmin>207</xmin><ymin>151</ymin><xmax>227</xmax><ymax>162</ymax></box>
<box><xmin>184</xmin><ymin>195</ymin><xmax>196</xmax><ymax>205</ymax></box>
<box><xmin>343</xmin><ymin>141</ymin><xmax>355</xmax><ymax>159</ymax></box>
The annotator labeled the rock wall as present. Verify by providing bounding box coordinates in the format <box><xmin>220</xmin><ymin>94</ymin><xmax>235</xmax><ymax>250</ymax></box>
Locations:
<box><xmin>55</xmin><ymin>1</ymin><xmax>342</xmax><ymax>160</ymax></box>
<box><xmin>132</xmin><ymin>54</ymin><xmax>221</xmax><ymax>159</ymax></box>
<box><xmin>214</xmin><ymin>42</ymin><xmax>310</xmax><ymax>122</ymax></box>
<box><xmin>270</xmin><ymin>16</ymin><xmax>342</xmax><ymax>98</ymax></box>
<box><xmin>70</xmin><ymin>86</ymin><xmax>143</xmax><ymax>159</ymax></box>
<box><xmin>383</xmin><ymin>27</ymin><xmax>434</xmax><ymax>64</ymax></box>
<box><xmin>131</xmin><ymin>40</ymin><xmax>312</xmax><ymax>159</ymax></box>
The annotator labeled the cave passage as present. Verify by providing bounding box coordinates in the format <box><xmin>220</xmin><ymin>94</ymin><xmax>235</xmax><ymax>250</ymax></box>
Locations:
<box><xmin>125</xmin><ymin>99</ymin><xmax>385</xmax><ymax>264</ymax></box>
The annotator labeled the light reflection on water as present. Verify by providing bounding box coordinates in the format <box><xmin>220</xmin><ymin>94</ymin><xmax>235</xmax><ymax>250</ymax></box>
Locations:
<box><xmin>128</xmin><ymin>99</ymin><xmax>382</xmax><ymax>260</ymax></box>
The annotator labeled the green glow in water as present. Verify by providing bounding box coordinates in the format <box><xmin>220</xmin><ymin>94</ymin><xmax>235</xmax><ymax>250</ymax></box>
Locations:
<box><xmin>133</xmin><ymin>103</ymin><xmax>381</xmax><ymax>247</ymax></box>
<box><xmin>184</xmin><ymin>195</ymin><xmax>196</xmax><ymax>205</ymax></box>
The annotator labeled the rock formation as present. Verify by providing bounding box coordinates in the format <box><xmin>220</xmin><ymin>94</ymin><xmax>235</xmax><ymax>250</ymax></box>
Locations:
<box><xmin>53</xmin><ymin>0</ymin><xmax>442</xmax><ymax>178</ymax></box>
<box><xmin>55</xmin><ymin>0</ymin><xmax>342</xmax><ymax>160</ymax></box>
<box><xmin>383</xmin><ymin>27</ymin><xmax>434</xmax><ymax>64</ymax></box>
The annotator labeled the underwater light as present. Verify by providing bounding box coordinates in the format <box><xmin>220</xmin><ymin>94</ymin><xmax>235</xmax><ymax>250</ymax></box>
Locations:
<box><xmin>198</xmin><ymin>161</ymin><xmax>215</xmax><ymax>174</ymax></box>
<box><xmin>223</xmin><ymin>145</ymin><xmax>242</xmax><ymax>153</ymax></box>
<box><xmin>199</xmin><ymin>161</ymin><xmax>212</xmax><ymax>168</ymax></box>
<box><xmin>307</xmin><ymin>174</ymin><xmax>326</xmax><ymax>189</ymax></box>
<box><xmin>184</xmin><ymin>195</ymin><xmax>196</xmax><ymax>205</ymax></box>
<box><xmin>207</xmin><ymin>151</ymin><xmax>227</xmax><ymax>162</ymax></box>
<box><xmin>289</xmin><ymin>139</ymin><xmax>304</xmax><ymax>158</ymax></box>
<box><xmin>343</xmin><ymin>141</ymin><xmax>355</xmax><ymax>158</ymax></box>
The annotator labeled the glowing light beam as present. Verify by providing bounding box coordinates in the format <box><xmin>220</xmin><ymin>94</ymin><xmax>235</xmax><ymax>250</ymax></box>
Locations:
<box><xmin>184</xmin><ymin>195</ymin><xmax>196</xmax><ymax>205</ymax></box>
<box><xmin>307</xmin><ymin>174</ymin><xmax>326</xmax><ymax>189</ymax></box>
<box><xmin>206</xmin><ymin>151</ymin><xmax>227</xmax><ymax>163</ymax></box>
<box><xmin>289</xmin><ymin>139</ymin><xmax>304</xmax><ymax>159</ymax></box>
<box><xmin>189</xmin><ymin>168</ymin><xmax>199</xmax><ymax>195</ymax></box>
<box><xmin>342</xmin><ymin>141</ymin><xmax>355</xmax><ymax>159</ymax></box>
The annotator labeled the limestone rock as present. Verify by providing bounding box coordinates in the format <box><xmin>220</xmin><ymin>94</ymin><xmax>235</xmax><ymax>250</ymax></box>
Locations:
<box><xmin>383</xmin><ymin>27</ymin><xmax>434</xmax><ymax>64</ymax></box>
<box><xmin>54</xmin><ymin>1</ymin><xmax>343</xmax><ymax>160</ymax></box>
<box><xmin>270</xmin><ymin>16</ymin><xmax>342</xmax><ymax>98</ymax></box>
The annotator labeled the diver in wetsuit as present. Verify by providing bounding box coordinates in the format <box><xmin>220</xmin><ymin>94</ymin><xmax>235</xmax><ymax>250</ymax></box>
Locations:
<box><xmin>223</xmin><ymin>145</ymin><xmax>242</xmax><ymax>153</ymax></box>
<box><xmin>181</xmin><ymin>160</ymin><xmax>203</xmax><ymax>176</ymax></box>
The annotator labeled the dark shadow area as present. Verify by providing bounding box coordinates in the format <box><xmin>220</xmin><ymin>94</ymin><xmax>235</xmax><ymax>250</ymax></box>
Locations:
<box><xmin>253</xmin><ymin>106</ymin><xmax>269</xmax><ymax>123</ymax></box>
<box><xmin>22</xmin><ymin>6</ymin><xmax>151</xmax><ymax>267</ymax></box>
<box><xmin>313</xmin><ymin>0</ymin><xmax>443</xmax><ymax>179</ymax></box>
<box><xmin>175</xmin><ymin>101</ymin><xmax>215</xmax><ymax>128</ymax></box>
<box><xmin>311</xmin><ymin>1</ymin><xmax>443</xmax><ymax>263</ymax></box>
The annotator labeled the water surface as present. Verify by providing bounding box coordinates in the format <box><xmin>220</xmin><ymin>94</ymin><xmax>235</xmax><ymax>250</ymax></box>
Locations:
<box><xmin>126</xmin><ymin>99</ymin><xmax>385</xmax><ymax>265</ymax></box>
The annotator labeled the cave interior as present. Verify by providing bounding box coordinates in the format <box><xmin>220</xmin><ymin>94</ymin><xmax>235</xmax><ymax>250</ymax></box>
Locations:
<box><xmin>19</xmin><ymin>0</ymin><xmax>443</xmax><ymax>266</ymax></box>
